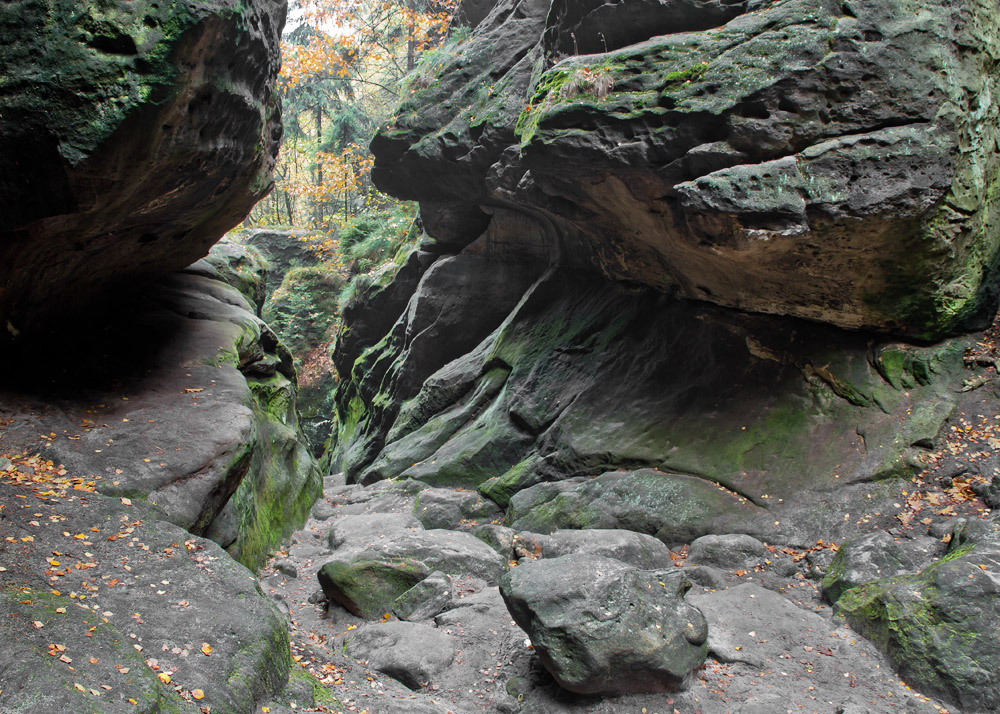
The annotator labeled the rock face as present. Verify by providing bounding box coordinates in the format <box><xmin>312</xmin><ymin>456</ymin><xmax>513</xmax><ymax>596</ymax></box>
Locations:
<box><xmin>372</xmin><ymin>0</ymin><xmax>1000</xmax><ymax>339</ymax></box>
<box><xmin>500</xmin><ymin>553</ymin><xmax>708</xmax><ymax>694</ymax></box>
<box><xmin>329</xmin><ymin>0</ymin><xmax>1000</xmax><ymax>560</ymax></box>
<box><xmin>326</xmin><ymin>0</ymin><xmax>1000</xmax><ymax>706</ymax></box>
<box><xmin>834</xmin><ymin>520</ymin><xmax>1000</xmax><ymax>712</ymax></box>
<box><xmin>0</xmin><ymin>244</ymin><xmax>321</xmax><ymax>571</ymax></box>
<box><xmin>0</xmin><ymin>484</ymin><xmax>290</xmax><ymax>714</ymax></box>
<box><xmin>234</xmin><ymin>228</ymin><xmax>346</xmax><ymax>454</ymax></box>
<box><xmin>0</xmin><ymin>0</ymin><xmax>285</xmax><ymax>337</ymax></box>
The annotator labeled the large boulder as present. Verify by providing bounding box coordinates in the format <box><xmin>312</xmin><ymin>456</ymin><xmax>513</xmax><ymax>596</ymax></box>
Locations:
<box><xmin>499</xmin><ymin>553</ymin><xmax>708</xmax><ymax>694</ymax></box>
<box><xmin>347</xmin><ymin>621</ymin><xmax>457</xmax><ymax>689</ymax></box>
<box><xmin>317</xmin><ymin>529</ymin><xmax>507</xmax><ymax>618</ymax></box>
<box><xmin>834</xmin><ymin>522</ymin><xmax>1000</xmax><ymax>712</ymax></box>
<box><xmin>0</xmin><ymin>0</ymin><xmax>285</xmax><ymax>337</ymax></box>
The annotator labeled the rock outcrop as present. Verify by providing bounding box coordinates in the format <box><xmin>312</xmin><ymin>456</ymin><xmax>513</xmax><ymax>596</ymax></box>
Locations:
<box><xmin>332</xmin><ymin>0</ymin><xmax>1000</xmax><ymax>541</ymax></box>
<box><xmin>0</xmin><ymin>0</ymin><xmax>285</xmax><ymax>337</ymax></box>
<box><xmin>0</xmin><ymin>486</ymin><xmax>291</xmax><ymax>714</ymax></box>
<box><xmin>834</xmin><ymin>520</ymin><xmax>1000</xmax><ymax>711</ymax></box>
<box><xmin>327</xmin><ymin>0</ymin><xmax>1000</xmax><ymax>708</ymax></box>
<box><xmin>233</xmin><ymin>228</ymin><xmax>342</xmax><ymax>454</ymax></box>
<box><xmin>0</xmin><ymin>244</ymin><xmax>321</xmax><ymax>571</ymax></box>
<box><xmin>372</xmin><ymin>0</ymin><xmax>1000</xmax><ymax>339</ymax></box>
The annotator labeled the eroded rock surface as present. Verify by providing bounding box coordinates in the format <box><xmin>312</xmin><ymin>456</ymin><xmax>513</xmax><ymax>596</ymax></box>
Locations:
<box><xmin>0</xmin><ymin>0</ymin><xmax>285</xmax><ymax>337</ymax></box>
<box><xmin>0</xmin><ymin>247</ymin><xmax>321</xmax><ymax>570</ymax></box>
<box><xmin>0</xmin><ymin>483</ymin><xmax>290</xmax><ymax>714</ymax></box>
<box><xmin>500</xmin><ymin>554</ymin><xmax>708</xmax><ymax>694</ymax></box>
<box><xmin>835</xmin><ymin>517</ymin><xmax>1000</xmax><ymax>711</ymax></box>
<box><xmin>372</xmin><ymin>0</ymin><xmax>1000</xmax><ymax>338</ymax></box>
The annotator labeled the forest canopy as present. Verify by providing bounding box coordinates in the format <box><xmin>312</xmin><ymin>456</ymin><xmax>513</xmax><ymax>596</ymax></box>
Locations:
<box><xmin>248</xmin><ymin>0</ymin><xmax>458</xmax><ymax>233</ymax></box>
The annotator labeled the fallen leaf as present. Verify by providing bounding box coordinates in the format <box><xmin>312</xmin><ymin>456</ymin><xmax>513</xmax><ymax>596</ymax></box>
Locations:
<box><xmin>74</xmin><ymin>683</ymin><xmax>85</xmax><ymax>692</ymax></box>
<box><xmin>158</xmin><ymin>673</ymin><xmax>171</xmax><ymax>684</ymax></box>
<box><xmin>120</xmin><ymin>497</ymin><xmax>132</xmax><ymax>506</ymax></box>
<box><xmin>200</xmin><ymin>643</ymin><xmax>213</xmax><ymax>656</ymax></box>
<box><xmin>192</xmin><ymin>689</ymin><xmax>205</xmax><ymax>700</ymax></box>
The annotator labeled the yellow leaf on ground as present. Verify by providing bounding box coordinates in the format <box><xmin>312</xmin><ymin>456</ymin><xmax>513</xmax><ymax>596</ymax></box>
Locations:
<box><xmin>201</xmin><ymin>643</ymin><xmax>213</xmax><ymax>656</ymax></box>
<box><xmin>192</xmin><ymin>689</ymin><xmax>205</xmax><ymax>700</ymax></box>
<box><xmin>158</xmin><ymin>673</ymin><xmax>171</xmax><ymax>684</ymax></box>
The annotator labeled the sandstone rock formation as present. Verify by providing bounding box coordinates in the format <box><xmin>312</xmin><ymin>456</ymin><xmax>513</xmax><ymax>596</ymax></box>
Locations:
<box><xmin>372</xmin><ymin>0</ymin><xmax>1000</xmax><ymax>338</ymax></box>
<box><xmin>235</xmin><ymin>228</ymin><xmax>342</xmax><ymax>453</ymax></box>
<box><xmin>0</xmin><ymin>244</ymin><xmax>321</xmax><ymax>571</ymax></box>
<box><xmin>835</xmin><ymin>518</ymin><xmax>1000</xmax><ymax>711</ymax></box>
<box><xmin>327</xmin><ymin>0</ymin><xmax>1000</xmax><ymax>708</ymax></box>
<box><xmin>334</xmin><ymin>0</ymin><xmax>1000</xmax><ymax>523</ymax></box>
<box><xmin>0</xmin><ymin>490</ymin><xmax>291</xmax><ymax>714</ymax></box>
<box><xmin>500</xmin><ymin>553</ymin><xmax>708</xmax><ymax>694</ymax></box>
<box><xmin>0</xmin><ymin>0</ymin><xmax>285</xmax><ymax>337</ymax></box>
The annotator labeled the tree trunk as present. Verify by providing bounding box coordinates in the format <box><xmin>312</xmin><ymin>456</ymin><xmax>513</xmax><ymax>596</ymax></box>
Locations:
<box><xmin>314</xmin><ymin>105</ymin><xmax>324</xmax><ymax>226</ymax></box>
<box><xmin>406</xmin><ymin>0</ymin><xmax>416</xmax><ymax>71</ymax></box>
<box><xmin>284</xmin><ymin>191</ymin><xmax>294</xmax><ymax>226</ymax></box>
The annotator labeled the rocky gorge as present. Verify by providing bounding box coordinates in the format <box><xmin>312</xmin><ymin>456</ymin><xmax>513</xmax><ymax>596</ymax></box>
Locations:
<box><xmin>3</xmin><ymin>0</ymin><xmax>1000</xmax><ymax>713</ymax></box>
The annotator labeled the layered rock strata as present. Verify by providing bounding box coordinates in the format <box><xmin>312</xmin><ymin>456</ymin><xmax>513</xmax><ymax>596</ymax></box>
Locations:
<box><xmin>0</xmin><ymin>245</ymin><xmax>321</xmax><ymax>571</ymax></box>
<box><xmin>0</xmin><ymin>0</ymin><xmax>285</xmax><ymax>336</ymax></box>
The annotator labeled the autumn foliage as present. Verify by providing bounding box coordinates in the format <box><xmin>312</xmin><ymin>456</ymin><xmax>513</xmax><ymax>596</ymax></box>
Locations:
<box><xmin>247</xmin><ymin>0</ymin><xmax>457</xmax><ymax>231</ymax></box>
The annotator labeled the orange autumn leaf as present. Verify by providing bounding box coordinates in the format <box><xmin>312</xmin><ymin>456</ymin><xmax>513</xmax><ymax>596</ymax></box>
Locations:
<box><xmin>200</xmin><ymin>643</ymin><xmax>213</xmax><ymax>656</ymax></box>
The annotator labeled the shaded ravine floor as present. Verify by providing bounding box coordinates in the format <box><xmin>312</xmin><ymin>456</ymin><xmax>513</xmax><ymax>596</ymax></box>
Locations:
<box><xmin>259</xmin><ymin>472</ymin><xmax>968</xmax><ymax>714</ymax></box>
<box><xmin>6</xmin><ymin>345</ymin><xmax>1000</xmax><ymax>713</ymax></box>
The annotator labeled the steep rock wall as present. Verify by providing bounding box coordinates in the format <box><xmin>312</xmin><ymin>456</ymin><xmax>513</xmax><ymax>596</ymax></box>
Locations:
<box><xmin>0</xmin><ymin>0</ymin><xmax>285</xmax><ymax>337</ymax></box>
<box><xmin>332</xmin><ymin>0</ymin><xmax>1000</xmax><ymax>543</ymax></box>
